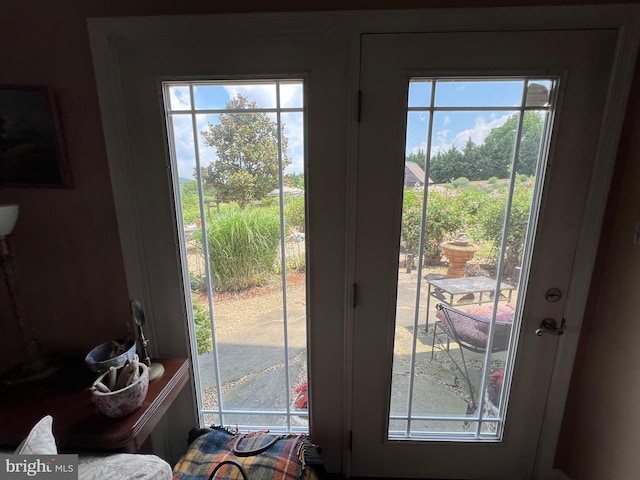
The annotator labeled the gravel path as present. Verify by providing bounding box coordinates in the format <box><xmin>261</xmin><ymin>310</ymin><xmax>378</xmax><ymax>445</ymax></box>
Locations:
<box><xmin>196</xmin><ymin>272</ymin><xmax>307</xmax><ymax>412</ymax></box>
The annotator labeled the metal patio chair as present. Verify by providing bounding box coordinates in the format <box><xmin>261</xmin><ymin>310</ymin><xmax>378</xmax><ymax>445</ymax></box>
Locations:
<box><xmin>431</xmin><ymin>302</ymin><xmax>513</xmax><ymax>412</ymax></box>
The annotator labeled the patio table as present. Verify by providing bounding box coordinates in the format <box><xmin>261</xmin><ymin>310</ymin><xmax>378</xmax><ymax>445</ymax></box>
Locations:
<box><xmin>424</xmin><ymin>275</ymin><xmax>516</xmax><ymax>330</ymax></box>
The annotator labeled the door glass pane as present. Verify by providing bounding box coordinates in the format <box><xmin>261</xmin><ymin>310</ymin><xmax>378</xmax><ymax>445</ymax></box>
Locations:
<box><xmin>193</xmin><ymin>82</ymin><xmax>278</xmax><ymax>110</ymax></box>
<box><xmin>434</xmin><ymin>80</ymin><xmax>524</xmax><ymax>107</ymax></box>
<box><xmin>163</xmin><ymin>80</ymin><xmax>308</xmax><ymax>432</ymax></box>
<box><xmin>390</xmin><ymin>78</ymin><xmax>555</xmax><ymax>440</ymax></box>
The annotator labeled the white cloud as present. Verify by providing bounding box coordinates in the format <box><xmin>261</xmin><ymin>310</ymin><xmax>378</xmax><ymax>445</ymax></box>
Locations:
<box><xmin>223</xmin><ymin>84</ymin><xmax>276</xmax><ymax>108</ymax></box>
<box><xmin>170</xmin><ymin>115</ymin><xmax>196</xmax><ymax>179</ymax></box>
<box><xmin>432</xmin><ymin>113</ymin><xmax>510</xmax><ymax>154</ymax></box>
<box><xmin>437</xmin><ymin>129</ymin><xmax>451</xmax><ymax>145</ymax></box>
<box><xmin>450</xmin><ymin>114</ymin><xmax>510</xmax><ymax>147</ymax></box>
<box><xmin>409</xmin><ymin>145</ymin><xmax>426</xmax><ymax>155</ymax></box>
<box><xmin>223</xmin><ymin>82</ymin><xmax>303</xmax><ymax>109</ymax></box>
<box><xmin>282</xmin><ymin>113</ymin><xmax>304</xmax><ymax>174</ymax></box>
<box><xmin>168</xmin><ymin>86</ymin><xmax>191</xmax><ymax>110</ymax></box>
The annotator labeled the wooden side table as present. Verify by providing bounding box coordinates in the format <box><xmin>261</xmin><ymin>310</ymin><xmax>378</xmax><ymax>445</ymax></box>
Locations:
<box><xmin>0</xmin><ymin>358</ymin><xmax>190</xmax><ymax>453</ymax></box>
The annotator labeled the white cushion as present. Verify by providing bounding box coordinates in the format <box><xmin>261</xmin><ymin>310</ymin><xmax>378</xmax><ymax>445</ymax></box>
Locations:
<box><xmin>11</xmin><ymin>416</ymin><xmax>172</xmax><ymax>480</ymax></box>
<box><xmin>14</xmin><ymin>415</ymin><xmax>58</xmax><ymax>455</ymax></box>
<box><xmin>77</xmin><ymin>453</ymin><xmax>172</xmax><ymax>480</ymax></box>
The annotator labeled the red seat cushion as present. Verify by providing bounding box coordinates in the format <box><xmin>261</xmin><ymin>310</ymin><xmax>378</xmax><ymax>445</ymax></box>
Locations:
<box><xmin>436</xmin><ymin>304</ymin><xmax>514</xmax><ymax>349</ymax></box>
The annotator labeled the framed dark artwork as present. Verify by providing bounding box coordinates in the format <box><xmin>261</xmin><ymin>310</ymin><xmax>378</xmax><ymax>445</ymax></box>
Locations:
<box><xmin>0</xmin><ymin>86</ymin><xmax>71</xmax><ymax>188</ymax></box>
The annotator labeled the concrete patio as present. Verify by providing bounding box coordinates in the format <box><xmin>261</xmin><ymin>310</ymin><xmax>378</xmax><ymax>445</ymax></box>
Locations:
<box><xmin>193</xmin><ymin>264</ymin><xmax>512</xmax><ymax>433</ymax></box>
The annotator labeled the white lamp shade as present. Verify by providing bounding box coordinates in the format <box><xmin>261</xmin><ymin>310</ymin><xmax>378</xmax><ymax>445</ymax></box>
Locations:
<box><xmin>0</xmin><ymin>204</ymin><xmax>19</xmax><ymax>236</ymax></box>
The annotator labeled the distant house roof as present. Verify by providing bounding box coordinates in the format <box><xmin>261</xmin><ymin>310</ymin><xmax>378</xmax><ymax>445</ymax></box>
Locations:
<box><xmin>267</xmin><ymin>186</ymin><xmax>304</xmax><ymax>197</ymax></box>
<box><xmin>405</xmin><ymin>162</ymin><xmax>433</xmax><ymax>186</ymax></box>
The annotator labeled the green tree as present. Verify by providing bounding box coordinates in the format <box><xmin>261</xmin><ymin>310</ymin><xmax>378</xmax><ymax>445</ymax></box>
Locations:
<box><xmin>480</xmin><ymin>112</ymin><xmax>544</xmax><ymax>177</ymax></box>
<box><xmin>284</xmin><ymin>172</ymin><xmax>304</xmax><ymax>189</ymax></box>
<box><xmin>427</xmin><ymin>113</ymin><xmax>544</xmax><ymax>182</ymax></box>
<box><xmin>200</xmin><ymin>94</ymin><xmax>291</xmax><ymax>208</ymax></box>
<box><xmin>429</xmin><ymin>145</ymin><xmax>464</xmax><ymax>183</ymax></box>
<box><xmin>429</xmin><ymin>139</ymin><xmax>483</xmax><ymax>182</ymax></box>
<box><xmin>460</xmin><ymin>138</ymin><xmax>483</xmax><ymax>180</ymax></box>
<box><xmin>406</xmin><ymin>150</ymin><xmax>427</xmax><ymax>170</ymax></box>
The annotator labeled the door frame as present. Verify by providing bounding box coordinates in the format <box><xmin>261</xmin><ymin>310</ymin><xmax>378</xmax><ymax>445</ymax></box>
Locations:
<box><xmin>88</xmin><ymin>5</ymin><xmax>640</xmax><ymax>476</ymax></box>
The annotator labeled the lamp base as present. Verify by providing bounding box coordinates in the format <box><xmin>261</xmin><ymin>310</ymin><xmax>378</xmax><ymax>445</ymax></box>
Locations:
<box><xmin>1</xmin><ymin>357</ymin><xmax>61</xmax><ymax>386</ymax></box>
<box><xmin>148</xmin><ymin>362</ymin><xmax>165</xmax><ymax>382</ymax></box>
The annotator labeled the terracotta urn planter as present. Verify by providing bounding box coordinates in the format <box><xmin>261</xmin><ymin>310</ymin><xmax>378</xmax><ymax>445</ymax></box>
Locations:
<box><xmin>440</xmin><ymin>234</ymin><xmax>479</xmax><ymax>278</ymax></box>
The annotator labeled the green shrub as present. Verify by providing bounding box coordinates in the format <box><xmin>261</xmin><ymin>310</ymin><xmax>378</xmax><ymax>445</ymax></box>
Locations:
<box><xmin>452</xmin><ymin>177</ymin><xmax>470</xmax><ymax>188</ymax></box>
<box><xmin>400</xmin><ymin>188</ymin><xmax>423</xmax><ymax>257</ymax></box>
<box><xmin>179</xmin><ymin>180</ymin><xmax>202</xmax><ymax>225</ymax></box>
<box><xmin>207</xmin><ymin>206</ymin><xmax>281</xmax><ymax>292</ymax></box>
<box><xmin>424</xmin><ymin>191</ymin><xmax>466</xmax><ymax>262</ymax></box>
<box><xmin>285</xmin><ymin>196</ymin><xmax>305</xmax><ymax>233</ymax></box>
<box><xmin>259</xmin><ymin>196</ymin><xmax>278</xmax><ymax>208</ymax></box>
<box><xmin>475</xmin><ymin>184</ymin><xmax>534</xmax><ymax>277</ymax></box>
<box><xmin>179</xmin><ymin>180</ymin><xmax>217</xmax><ymax>225</ymax></box>
<box><xmin>401</xmin><ymin>188</ymin><xmax>466</xmax><ymax>263</ymax></box>
<box><xmin>487</xmin><ymin>176</ymin><xmax>499</xmax><ymax>184</ymax></box>
<box><xmin>189</xmin><ymin>272</ymin><xmax>207</xmax><ymax>294</ymax></box>
<box><xmin>191</xmin><ymin>295</ymin><xmax>212</xmax><ymax>355</ymax></box>
<box><xmin>518</xmin><ymin>174</ymin><xmax>529</xmax><ymax>183</ymax></box>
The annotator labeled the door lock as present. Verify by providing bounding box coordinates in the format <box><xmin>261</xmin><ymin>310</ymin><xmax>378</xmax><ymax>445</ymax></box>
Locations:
<box><xmin>545</xmin><ymin>288</ymin><xmax>562</xmax><ymax>303</ymax></box>
<box><xmin>536</xmin><ymin>318</ymin><xmax>565</xmax><ymax>336</ymax></box>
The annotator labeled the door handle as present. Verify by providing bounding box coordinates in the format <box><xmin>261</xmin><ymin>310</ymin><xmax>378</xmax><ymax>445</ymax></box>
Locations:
<box><xmin>535</xmin><ymin>318</ymin><xmax>565</xmax><ymax>336</ymax></box>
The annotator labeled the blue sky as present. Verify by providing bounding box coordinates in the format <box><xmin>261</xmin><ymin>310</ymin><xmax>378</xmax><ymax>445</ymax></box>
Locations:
<box><xmin>166</xmin><ymin>79</ymin><xmax>550</xmax><ymax>179</ymax></box>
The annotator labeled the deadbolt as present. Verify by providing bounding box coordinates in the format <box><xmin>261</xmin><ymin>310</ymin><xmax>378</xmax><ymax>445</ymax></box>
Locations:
<box><xmin>545</xmin><ymin>288</ymin><xmax>562</xmax><ymax>303</ymax></box>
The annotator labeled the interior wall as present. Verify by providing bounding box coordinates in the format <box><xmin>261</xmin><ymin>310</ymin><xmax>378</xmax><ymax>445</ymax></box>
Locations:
<box><xmin>555</xmin><ymin>51</ymin><xmax>640</xmax><ymax>479</ymax></box>
<box><xmin>1</xmin><ymin>0</ymin><xmax>639</xmax><ymax>476</ymax></box>
<box><xmin>0</xmin><ymin>4</ymin><xmax>132</xmax><ymax>366</ymax></box>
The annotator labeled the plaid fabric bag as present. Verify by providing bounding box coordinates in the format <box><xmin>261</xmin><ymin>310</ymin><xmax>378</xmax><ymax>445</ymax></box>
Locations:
<box><xmin>173</xmin><ymin>427</ymin><xmax>307</xmax><ymax>480</ymax></box>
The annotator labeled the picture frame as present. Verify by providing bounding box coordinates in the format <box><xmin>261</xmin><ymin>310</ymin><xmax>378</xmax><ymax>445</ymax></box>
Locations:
<box><xmin>0</xmin><ymin>86</ymin><xmax>71</xmax><ymax>188</ymax></box>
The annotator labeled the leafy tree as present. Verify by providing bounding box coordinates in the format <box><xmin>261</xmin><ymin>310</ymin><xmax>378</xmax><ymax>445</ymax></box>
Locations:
<box><xmin>480</xmin><ymin>112</ymin><xmax>544</xmax><ymax>177</ymax></box>
<box><xmin>427</xmin><ymin>113</ymin><xmax>544</xmax><ymax>182</ymax></box>
<box><xmin>284</xmin><ymin>172</ymin><xmax>304</xmax><ymax>189</ymax></box>
<box><xmin>429</xmin><ymin>139</ymin><xmax>484</xmax><ymax>182</ymax></box>
<box><xmin>460</xmin><ymin>138</ymin><xmax>483</xmax><ymax>179</ymax></box>
<box><xmin>200</xmin><ymin>94</ymin><xmax>291</xmax><ymax>208</ymax></box>
<box><xmin>429</xmin><ymin>145</ymin><xmax>464</xmax><ymax>183</ymax></box>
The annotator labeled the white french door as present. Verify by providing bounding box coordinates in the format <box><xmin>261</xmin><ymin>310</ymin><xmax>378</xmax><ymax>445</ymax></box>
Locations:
<box><xmin>351</xmin><ymin>30</ymin><xmax>617</xmax><ymax>479</ymax></box>
<box><xmin>88</xmin><ymin>28</ymin><xmax>353</xmax><ymax>469</ymax></box>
